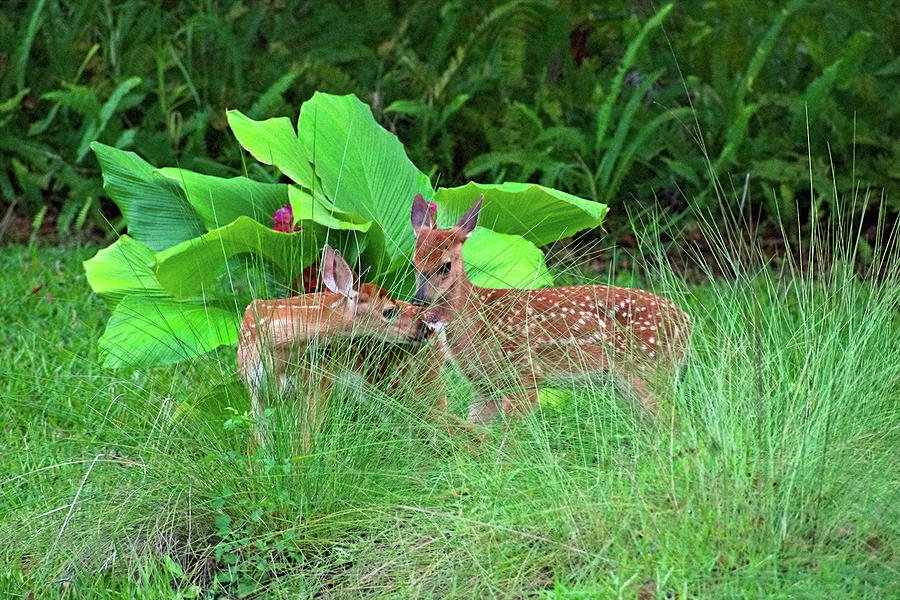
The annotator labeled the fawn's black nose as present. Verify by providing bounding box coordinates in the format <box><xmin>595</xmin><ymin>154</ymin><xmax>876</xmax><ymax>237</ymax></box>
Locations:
<box><xmin>412</xmin><ymin>281</ymin><xmax>428</xmax><ymax>306</ymax></box>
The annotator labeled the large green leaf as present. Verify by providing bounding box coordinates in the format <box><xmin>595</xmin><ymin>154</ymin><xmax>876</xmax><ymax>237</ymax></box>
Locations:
<box><xmin>99</xmin><ymin>296</ymin><xmax>240</xmax><ymax>368</ymax></box>
<box><xmin>431</xmin><ymin>182</ymin><xmax>607</xmax><ymax>248</ymax></box>
<box><xmin>295</xmin><ymin>93</ymin><xmax>434</xmax><ymax>270</ymax></box>
<box><xmin>83</xmin><ymin>235</ymin><xmax>165</xmax><ymax>307</ymax></box>
<box><xmin>286</xmin><ymin>186</ymin><xmax>392</xmax><ymax>286</ymax></box>
<box><xmin>155</xmin><ymin>216</ymin><xmax>322</xmax><ymax>299</ymax></box>
<box><xmin>226</xmin><ymin>110</ymin><xmax>316</xmax><ymax>189</ymax></box>
<box><xmin>287</xmin><ymin>185</ymin><xmax>372</xmax><ymax>233</ymax></box>
<box><xmin>367</xmin><ymin>227</ymin><xmax>554</xmax><ymax>299</ymax></box>
<box><xmin>158</xmin><ymin>167</ymin><xmax>289</xmax><ymax>230</ymax></box>
<box><xmin>463</xmin><ymin>228</ymin><xmax>553</xmax><ymax>289</ymax></box>
<box><xmin>91</xmin><ymin>142</ymin><xmax>205</xmax><ymax>251</ymax></box>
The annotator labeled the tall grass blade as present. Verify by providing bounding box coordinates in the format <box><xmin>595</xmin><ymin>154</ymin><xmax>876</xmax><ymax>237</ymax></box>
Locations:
<box><xmin>76</xmin><ymin>77</ymin><xmax>142</xmax><ymax>161</ymax></box>
<box><xmin>594</xmin><ymin>3</ymin><xmax>672</xmax><ymax>156</ymax></box>
<box><xmin>594</xmin><ymin>68</ymin><xmax>662</xmax><ymax>190</ymax></box>
<box><xmin>713</xmin><ymin>0</ymin><xmax>801</xmax><ymax>172</ymax></box>
<box><xmin>13</xmin><ymin>0</ymin><xmax>47</xmax><ymax>91</ymax></box>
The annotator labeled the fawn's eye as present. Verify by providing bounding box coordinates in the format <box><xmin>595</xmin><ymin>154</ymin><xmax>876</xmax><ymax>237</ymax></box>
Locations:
<box><xmin>437</xmin><ymin>261</ymin><xmax>452</xmax><ymax>275</ymax></box>
<box><xmin>382</xmin><ymin>305</ymin><xmax>398</xmax><ymax>319</ymax></box>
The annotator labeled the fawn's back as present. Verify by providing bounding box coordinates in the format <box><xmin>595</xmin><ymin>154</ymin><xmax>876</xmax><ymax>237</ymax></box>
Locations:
<box><xmin>431</xmin><ymin>284</ymin><xmax>690</xmax><ymax>385</ymax></box>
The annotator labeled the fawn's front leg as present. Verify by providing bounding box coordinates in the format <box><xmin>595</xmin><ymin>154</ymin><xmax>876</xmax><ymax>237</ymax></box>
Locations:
<box><xmin>295</xmin><ymin>363</ymin><xmax>337</xmax><ymax>453</ymax></box>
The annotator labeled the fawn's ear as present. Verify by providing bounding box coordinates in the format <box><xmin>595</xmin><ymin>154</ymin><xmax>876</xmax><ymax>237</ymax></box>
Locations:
<box><xmin>410</xmin><ymin>193</ymin><xmax>435</xmax><ymax>234</ymax></box>
<box><xmin>321</xmin><ymin>245</ymin><xmax>356</xmax><ymax>299</ymax></box>
<box><xmin>455</xmin><ymin>194</ymin><xmax>482</xmax><ymax>238</ymax></box>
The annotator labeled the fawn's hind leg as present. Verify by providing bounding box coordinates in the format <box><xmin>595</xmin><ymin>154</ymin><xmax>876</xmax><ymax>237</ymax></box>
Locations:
<box><xmin>613</xmin><ymin>373</ymin><xmax>659</xmax><ymax>415</ymax></box>
<box><xmin>498</xmin><ymin>387</ymin><xmax>540</xmax><ymax>419</ymax></box>
<box><xmin>613</xmin><ymin>370</ymin><xmax>679</xmax><ymax>427</ymax></box>
<box><xmin>467</xmin><ymin>399</ymin><xmax>501</xmax><ymax>425</ymax></box>
<box><xmin>467</xmin><ymin>380</ymin><xmax>540</xmax><ymax>425</ymax></box>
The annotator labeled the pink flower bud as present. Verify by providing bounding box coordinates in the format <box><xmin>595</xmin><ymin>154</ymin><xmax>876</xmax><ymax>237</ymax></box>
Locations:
<box><xmin>270</xmin><ymin>204</ymin><xmax>296</xmax><ymax>232</ymax></box>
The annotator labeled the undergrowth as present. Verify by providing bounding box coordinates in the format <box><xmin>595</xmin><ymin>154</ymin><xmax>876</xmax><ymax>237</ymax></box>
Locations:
<box><xmin>3</xmin><ymin>1</ymin><xmax>898</xmax><ymax>240</ymax></box>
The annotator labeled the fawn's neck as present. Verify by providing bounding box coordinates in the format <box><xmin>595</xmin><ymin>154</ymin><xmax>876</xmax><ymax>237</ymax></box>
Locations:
<box><xmin>436</xmin><ymin>272</ymin><xmax>497</xmax><ymax>323</ymax></box>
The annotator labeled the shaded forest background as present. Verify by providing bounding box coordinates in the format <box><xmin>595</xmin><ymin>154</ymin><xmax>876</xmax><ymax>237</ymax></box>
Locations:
<box><xmin>1</xmin><ymin>0</ymin><xmax>898</xmax><ymax>260</ymax></box>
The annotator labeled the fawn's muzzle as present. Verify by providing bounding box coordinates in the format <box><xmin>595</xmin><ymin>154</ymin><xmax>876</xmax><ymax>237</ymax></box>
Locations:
<box><xmin>412</xmin><ymin>279</ymin><xmax>428</xmax><ymax>306</ymax></box>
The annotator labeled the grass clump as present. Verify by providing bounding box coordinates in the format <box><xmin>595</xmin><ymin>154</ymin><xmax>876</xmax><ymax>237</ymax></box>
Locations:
<box><xmin>1</xmin><ymin>214</ymin><xmax>898</xmax><ymax>597</ymax></box>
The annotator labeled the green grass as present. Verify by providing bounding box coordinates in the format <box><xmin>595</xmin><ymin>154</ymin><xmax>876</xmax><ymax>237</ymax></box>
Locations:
<box><xmin>1</xmin><ymin>230</ymin><xmax>898</xmax><ymax>598</ymax></box>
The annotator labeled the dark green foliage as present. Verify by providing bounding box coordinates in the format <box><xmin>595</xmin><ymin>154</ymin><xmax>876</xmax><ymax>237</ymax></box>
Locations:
<box><xmin>1</xmin><ymin>0</ymin><xmax>898</xmax><ymax>238</ymax></box>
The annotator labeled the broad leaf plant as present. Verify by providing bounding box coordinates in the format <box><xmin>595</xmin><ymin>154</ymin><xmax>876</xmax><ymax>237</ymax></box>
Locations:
<box><xmin>85</xmin><ymin>93</ymin><xmax>607</xmax><ymax>368</ymax></box>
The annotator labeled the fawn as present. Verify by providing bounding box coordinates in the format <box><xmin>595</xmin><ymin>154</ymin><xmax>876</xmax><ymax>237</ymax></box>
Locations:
<box><xmin>237</xmin><ymin>245</ymin><xmax>442</xmax><ymax>448</ymax></box>
<box><xmin>410</xmin><ymin>194</ymin><xmax>691</xmax><ymax>424</ymax></box>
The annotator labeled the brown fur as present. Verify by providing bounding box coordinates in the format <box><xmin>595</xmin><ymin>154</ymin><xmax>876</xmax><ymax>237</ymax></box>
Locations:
<box><xmin>237</xmin><ymin>246</ymin><xmax>444</xmax><ymax>449</ymax></box>
<box><xmin>410</xmin><ymin>194</ymin><xmax>691</xmax><ymax>423</ymax></box>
